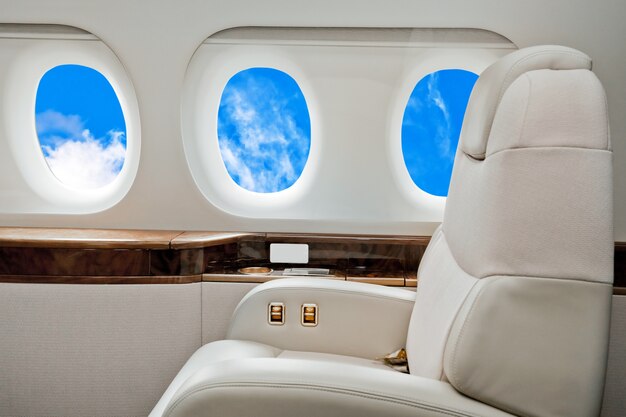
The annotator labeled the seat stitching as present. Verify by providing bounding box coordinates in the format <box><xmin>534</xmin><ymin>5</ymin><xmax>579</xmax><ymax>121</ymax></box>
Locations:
<box><xmin>487</xmin><ymin>145</ymin><xmax>612</xmax><ymax>159</ymax></box>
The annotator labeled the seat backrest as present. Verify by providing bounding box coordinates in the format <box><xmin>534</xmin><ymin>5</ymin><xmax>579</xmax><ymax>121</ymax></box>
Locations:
<box><xmin>406</xmin><ymin>45</ymin><xmax>613</xmax><ymax>417</ymax></box>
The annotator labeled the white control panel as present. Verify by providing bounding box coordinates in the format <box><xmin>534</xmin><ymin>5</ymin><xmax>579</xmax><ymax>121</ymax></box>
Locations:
<box><xmin>270</xmin><ymin>243</ymin><xmax>309</xmax><ymax>264</ymax></box>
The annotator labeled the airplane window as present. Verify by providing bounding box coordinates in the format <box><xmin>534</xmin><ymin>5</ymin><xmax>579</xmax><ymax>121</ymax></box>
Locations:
<box><xmin>35</xmin><ymin>64</ymin><xmax>126</xmax><ymax>189</ymax></box>
<box><xmin>217</xmin><ymin>67</ymin><xmax>311</xmax><ymax>193</ymax></box>
<box><xmin>401</xmin><ymin>69</ymin><xmax>478</xmax><ymax>196</ymax></box>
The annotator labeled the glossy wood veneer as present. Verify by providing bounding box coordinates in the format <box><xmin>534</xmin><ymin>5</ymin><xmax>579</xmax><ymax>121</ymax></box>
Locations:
<box><xmin>150</xmin><ymin>249</ymin><xmax>205</xmax><ymax>276</ymax></box>
<box><xmin>0</xmin><ymin>227</ymin><xmax>623</xmax><ymax>291</ymax></box>
<box><xmin>0</xmin><ymin>227</ymin><xmax>182</xmax><ymax>249</ymax></box>
<box><xmin>0</xmin><ymin>247</ymin><xmax>150</xmax><ymax>276</ymax></box>
<box><xmin>202</xmin><ymin>273</ymin><xmax>345</xmax><ymax>284</ymax></box>
<box><xmin>265</xmin><ymin>232</ymin><xmax>431</xmax><ymax>247</ymax></box>
<box><xmin>170</xmin><ymin>232</ymin><xmax>263</xmax><ymax>249</ymax></box>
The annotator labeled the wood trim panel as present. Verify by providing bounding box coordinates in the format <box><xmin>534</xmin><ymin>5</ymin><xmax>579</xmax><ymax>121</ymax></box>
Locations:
<box><xmin>202</xmin><ymin>273</ymin><xmax>345</xmax><ymax>284</ymax></box>
<box><xmin>170</xmin><ymin>232</ymin><xmax>262</xmax><ymax>249</ymax></box>
<box><xmin>266</xmin><ymin>232</ymin><xmax>431</xmax><ymax>246</ymax></box>
<box><xmin>346</xmin><ymin>276</ymin><xmax>406</xmax><ymax>286</ymax></box>
<box><xmin>614</xmin><ymin>287</ymin><xmax>626</xmax><ymax>296</ymax></box>
<box><xmin>0</xmin><ymin>228</ymin><xmax>623</xmax><ymax>289</ymax></box>
<box><xmin>0</xmin><ymin>227</ymin><xmax>182</xmax><ymax>249</ymax></box>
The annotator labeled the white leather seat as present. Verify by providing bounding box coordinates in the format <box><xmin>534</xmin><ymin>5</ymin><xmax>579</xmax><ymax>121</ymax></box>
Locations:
<box><xmin>151</xmin><ymin>45</ymin><xmax>613</xmax><ymax>417</ymax></box>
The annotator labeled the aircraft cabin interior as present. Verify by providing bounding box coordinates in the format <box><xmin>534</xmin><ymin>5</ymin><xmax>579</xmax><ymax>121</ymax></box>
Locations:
<box><xmin>0</xmin><ymin>1</ymin><xmax>625</xmax><ymax>416</ymax></box>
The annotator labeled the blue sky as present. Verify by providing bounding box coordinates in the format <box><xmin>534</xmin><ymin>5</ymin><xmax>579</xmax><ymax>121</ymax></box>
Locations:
<box><xmin>35</xmin><ymin>64</ymin><xmax>126</xmax><ymax>189</ymax></box>
<box><xmin>217</xmin><ymin>67</ymin><xmax>311</xmax><ymax>193</ymax></box>
<box><xmin>402</xmin><ymin>69</ymin><xmax>478</xmax><ymax>196</ymax></box>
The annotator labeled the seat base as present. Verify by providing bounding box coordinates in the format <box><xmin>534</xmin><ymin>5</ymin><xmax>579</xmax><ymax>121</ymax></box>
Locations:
<box><xmin>150</xmin><ymin>340</ymin><xmax>395</xmax><ymax>417</ymax></box>
<box><xmin>151</xmin><ymin>340</ymin><xmax>516</xmax><ymax>417</ymax></box>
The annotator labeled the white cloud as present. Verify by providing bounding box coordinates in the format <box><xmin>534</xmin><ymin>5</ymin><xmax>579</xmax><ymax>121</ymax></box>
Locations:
<box><xmin>43</xmin><ymin>129</ymin><xmax>126</xmax><ymax>189</ymax></box>
<box><xmin>278</xmin><ymin>153</ymin><xmax>296</xmax><ymax>182</ymax></box>
<box><xmin>427</xmin><ymin>74</ymin><xmax>454</xmax><ymax>158</ymax></box>
<box><xmin>219</xmin><ymin>79</ymin><xmax>309</xmax><ymax>193</ymax></box>
<box><xmin>220</xmin><ymin>136</ymin><xmax>291</xmax><ymax>193</ymax></box>
<box><xmin>36</xmin><ymin>111</ymin><xmax>126</xmax><ymax>189</ymax></box>
<box><xmin>427</xmin><ymin>74</ymin><xmax>449</xmax><ymax>119</ymax></box>
<box><xmin>36</xmin><ymin>110</ymin><xmax>84</xmax><ymax>141</ymax></box>
<box><xmin>219</xmin><ymin>137</ymin><xmax>256</xmax><ymax>191</ymax></box>
<box><xmin>226</xmin><ymin>89</ymin><xmax>257</xmax><ymax>124</ymax></box>
<box><xmin>406</xmin><ymin>96</ymin><xmax>423</xmax><ymax>114</ymax></box>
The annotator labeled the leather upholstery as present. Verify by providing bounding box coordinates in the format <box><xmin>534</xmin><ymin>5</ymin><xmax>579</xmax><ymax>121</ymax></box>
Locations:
<box><xmin>444</xmin><ymin>277</ymin><xmax>612</xmax><ymax>417</ymax></box>
<box><xmin>228</xmin><ymin>278</ymin><xmax>416</xmax><ymax>359</ymax></box>
<box><xmin>412</xmin><ymin>45</ymin><xmax>613</xmax><ymax>417</ymax></box>
<box><xmin>159</xmin><ymin>340</ymin><xmax>515</xmax><ymax>417</ymax></box>
<box><xmin>460</xmin><ymin>45</ymin><xmax>592</xmax><ymax>160</ymax></box>
<box><xmin>486</xmin><ymin>69</ymin><xmax>610</xmax><ymax>156</ymax></box>
<box><xmin>406</xmin><ymin>226</ymin><xmax>477</xmax><ymax>379</ymax></box>
<box><xmin>150</xmin><ymin>340</ymin><xmax>281</xmax><ymax>417</ymax></box>
<box><xmin>151</xmin><ymin>45</ymin><xmax>613</xmax><ymax>417</ymax></box>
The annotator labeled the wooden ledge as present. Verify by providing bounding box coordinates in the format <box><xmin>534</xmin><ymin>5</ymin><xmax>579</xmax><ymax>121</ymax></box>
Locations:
<box><xmin>0</xmin><ymin>227</ymin><xmax>623</xmax><ymax>290</ymax></box>
<box><xmin>171</xmin><ymin>232</ymin><xmax>263</xmax><ymax>249</ymax></box>
<box><xmin>0</xmin><ymin>227</ymin><xmax>182</xmax><ymax>249</ymax></box>
<box><xmin>0</xmin><ymin>227</ymin><xmax>433</xmax><ymax>250</ymax></box>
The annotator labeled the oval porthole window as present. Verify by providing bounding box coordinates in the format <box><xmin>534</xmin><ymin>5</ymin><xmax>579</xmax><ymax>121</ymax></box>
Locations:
<box><xmin>35</xmin><ymin>64</ymin><xmax>126</xmax><ymax>189</ymax></box>
<box><xmin>217</xmin><ymin>67</ymin><xmax>311</xmax><ymax>193</ymax></box>
<box><xmin>401</xmin><ymin>69</ymin><xmax>478</xmax><ymax>197</ymax></box>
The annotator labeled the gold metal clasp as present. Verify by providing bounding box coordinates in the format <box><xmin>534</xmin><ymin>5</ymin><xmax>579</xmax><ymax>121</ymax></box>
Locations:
<box><xmin>268</xmin><ymin>302</ymin><xmax>285</xmax><ymax>325</ymax></box>
<box><xmin>301</xmin><ymin>303</ymin><xmax>318</xmax><ymax>326</ymax></box>
<box><xmin>376</xmin><ymin>348</ymin><xmax>409</xmax><ymax>373</ymax></box>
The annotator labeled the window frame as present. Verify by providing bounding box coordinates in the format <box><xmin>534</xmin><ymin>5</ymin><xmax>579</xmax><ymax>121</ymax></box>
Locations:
<box><xmin>181</xmin><ymin>45</ymin><xmax>321</xmax><ymax>217</ymax></box>
<box><xmin>3</xmin><ymin>38</ymin><xmax>140</xmax><ymax>213</ymax></box>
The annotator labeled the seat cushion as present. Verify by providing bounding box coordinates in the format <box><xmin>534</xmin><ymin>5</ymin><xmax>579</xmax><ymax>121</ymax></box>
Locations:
<box><xmin>159</xmin><ymin>350</ymin><xmax>516</xmax><ymax>417</ymax></box>
<box><xmin>150</xmin><ymin>340</ymin><xmax>281</xmax><ymax>417</ymax></box>
<box><xmin>150</xmin><ymin>340</ymin><xmax>395</xmax><ymax>417</ymax></box>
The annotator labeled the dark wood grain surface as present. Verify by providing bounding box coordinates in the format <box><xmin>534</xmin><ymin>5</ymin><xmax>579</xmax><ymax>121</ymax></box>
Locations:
<box><xmin>0</xmin><ymin>227</ymin><xmax>622</xmax><ymax>291</ymax></box>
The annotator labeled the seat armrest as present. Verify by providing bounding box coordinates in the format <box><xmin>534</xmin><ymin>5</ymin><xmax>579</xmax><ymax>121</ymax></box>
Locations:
<box><xmin>163</xmin><ymin>358</ymin><xmax>514</xmax><ymax>417</ymax></box>
<box><xmin>227</xmin><ymin>278</ymin><xmax>415</xmax><ymax>359</ymax></box>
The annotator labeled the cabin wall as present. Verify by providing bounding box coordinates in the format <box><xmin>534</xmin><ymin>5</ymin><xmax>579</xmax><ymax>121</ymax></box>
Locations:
<box><xmin>0</xmin><ymin>281</ymin><xmax>258</xmax><ymax>417</ymax></box>
<box><xmin>0</xmin><ymin>0</ymin><xmax>624</xmax><ymax>239</ymax></box>
<box><xmin>202</xmin><ymin>282</ymin><xmax>258</xmax><ymax>344</ymax></box>
<box><xmin>0</xmin><ymin>283</ymin><xmax>202</xmax><ymax>417</ymax></box>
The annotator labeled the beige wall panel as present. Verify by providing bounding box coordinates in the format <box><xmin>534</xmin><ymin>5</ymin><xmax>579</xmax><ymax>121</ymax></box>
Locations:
<box><xmin>0</xmin><ymin>283</ymin><xmax>202</xmax><ymax>417</ymax></box>
<box><xmin>202</xmin><ymin>282</ymin><xmax>258</xmax><ymax>344</ymax></box>
<box><xmin>601</xmin><ymin>295</ymin><xmax>626</xmax><ymax>417</ymax></box>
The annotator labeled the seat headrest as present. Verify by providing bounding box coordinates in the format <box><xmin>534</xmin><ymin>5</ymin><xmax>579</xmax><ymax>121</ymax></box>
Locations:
<box><xmin>460</xmin><ymin>45</ymin><xmax>591</xmax><ymax>160</ymax></box>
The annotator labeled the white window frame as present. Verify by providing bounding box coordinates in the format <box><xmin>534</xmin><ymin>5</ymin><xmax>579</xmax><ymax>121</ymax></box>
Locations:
<box><xmin>2</xmin><ymin>36</ymin><xmax>140</xmax><ymax>213</ymax></box>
